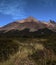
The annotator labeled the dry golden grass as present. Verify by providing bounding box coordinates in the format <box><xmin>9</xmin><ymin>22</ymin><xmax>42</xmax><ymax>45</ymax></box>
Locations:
<box><xmin>0</xmin><ymin>37</ymin><xmax>56</xmax><ymax>65</ymax></box>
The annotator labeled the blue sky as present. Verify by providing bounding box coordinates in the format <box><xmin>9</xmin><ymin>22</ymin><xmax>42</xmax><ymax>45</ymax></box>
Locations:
<box><xmin>0</xmin><ymin>0</ymin><xmax>56</xmax><ymax>26</ymax></box>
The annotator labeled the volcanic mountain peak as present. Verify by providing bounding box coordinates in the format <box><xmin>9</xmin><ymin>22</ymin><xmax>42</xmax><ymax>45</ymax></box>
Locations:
<box><xmin>0</xmin><ymin>17</ymin><xmax>56</xmax><ymax>33</ymax></box>
<box><xmin>26</xmin><ymin>16</ymin><xmax>38</xmax><ymax>22</ymax></box>
<box><xmin>19</xmin><ymin>16</ymin><xmax>38</xmax><ymax>23</ymax></box>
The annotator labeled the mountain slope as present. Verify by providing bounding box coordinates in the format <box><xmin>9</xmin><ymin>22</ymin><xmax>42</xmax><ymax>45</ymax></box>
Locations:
<box><xmin>0</xmin><ymin>17</ymin><xmax>56</xmax><ymax>65</ymax></box>
<box><xmin>0</xmin><ymin>17</ymin><xmax>56</xmax><ymax>37</ymax></box>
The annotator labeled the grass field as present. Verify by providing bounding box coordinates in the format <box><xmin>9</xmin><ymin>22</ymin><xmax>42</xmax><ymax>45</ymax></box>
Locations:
<box><xmin>0</xmin><ymin>35</ymin><xmax>56</xmax><ymax>65</ymax></box>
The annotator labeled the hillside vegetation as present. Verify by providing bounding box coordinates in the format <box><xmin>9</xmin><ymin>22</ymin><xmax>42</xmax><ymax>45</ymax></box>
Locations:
<box><xmin>0</xmin><ymin>35</ymin><xmax>56</xmax><ymax>65</ymax></box>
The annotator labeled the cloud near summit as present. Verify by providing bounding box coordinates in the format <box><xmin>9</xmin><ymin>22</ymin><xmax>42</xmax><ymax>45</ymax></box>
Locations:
<box><xmin>0</xmin><ymin>0</ymin><xmax>55</xmax><ymax>20</ymax></box>
<box><xmin>0</xmin><ymin>0</ymin><xmax>27</xmax><ymax>19</ymax></box>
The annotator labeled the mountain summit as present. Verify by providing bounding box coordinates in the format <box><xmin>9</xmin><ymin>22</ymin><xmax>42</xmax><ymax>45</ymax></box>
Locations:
<box><xmin>0</xmin><ymin>17</ymin><xmax>56</xmax><ymax>37</ymax></box>
<box><xmin>25</xmin><ymin>16</ymin><xmax>38</xmax><ymax>21</ymax></box>
<box><xmin>19</xmin><ymin>16</ymin><xmax>38</xmax><ymax>23</ymax></box>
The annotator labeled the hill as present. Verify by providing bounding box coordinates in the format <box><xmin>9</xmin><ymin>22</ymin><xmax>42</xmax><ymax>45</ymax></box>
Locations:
<box><xmin>0</xmin><ymin>17</ymin><xmax>56</xmax><ymax>65</ymax></box>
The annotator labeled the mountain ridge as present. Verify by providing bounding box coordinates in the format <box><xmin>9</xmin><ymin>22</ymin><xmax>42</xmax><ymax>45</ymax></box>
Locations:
<box><xmin>0</xmin><ymin>17</ymin><xmax>56</xmax><ymax>37</ymax></box>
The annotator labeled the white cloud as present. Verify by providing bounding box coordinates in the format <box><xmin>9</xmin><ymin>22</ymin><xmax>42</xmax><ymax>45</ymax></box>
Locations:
<box><xmin>0</xmin><ymin>0</ymin><xmax>26</xmax><ymax>19</ymax></box>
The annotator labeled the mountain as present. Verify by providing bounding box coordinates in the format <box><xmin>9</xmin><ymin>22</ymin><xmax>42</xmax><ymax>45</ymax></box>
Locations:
<box><xmin>0</xmin><ymin>17</ymin><xmax>56</xmax><ymax>65</ymax></box>
<box><xmin>0</xmin><ymin>17</ymin><xmax>46</xmax><ymax>32</ymax></box>
<box><xmin>50</xmin><ymin>20</ymin><xmax>56</xmax><ymax>24</ymax></box>
<box><xmin>0</xmin><ymin>17</ymin><xmax>56</xmax><ymax>37</ymax></box>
